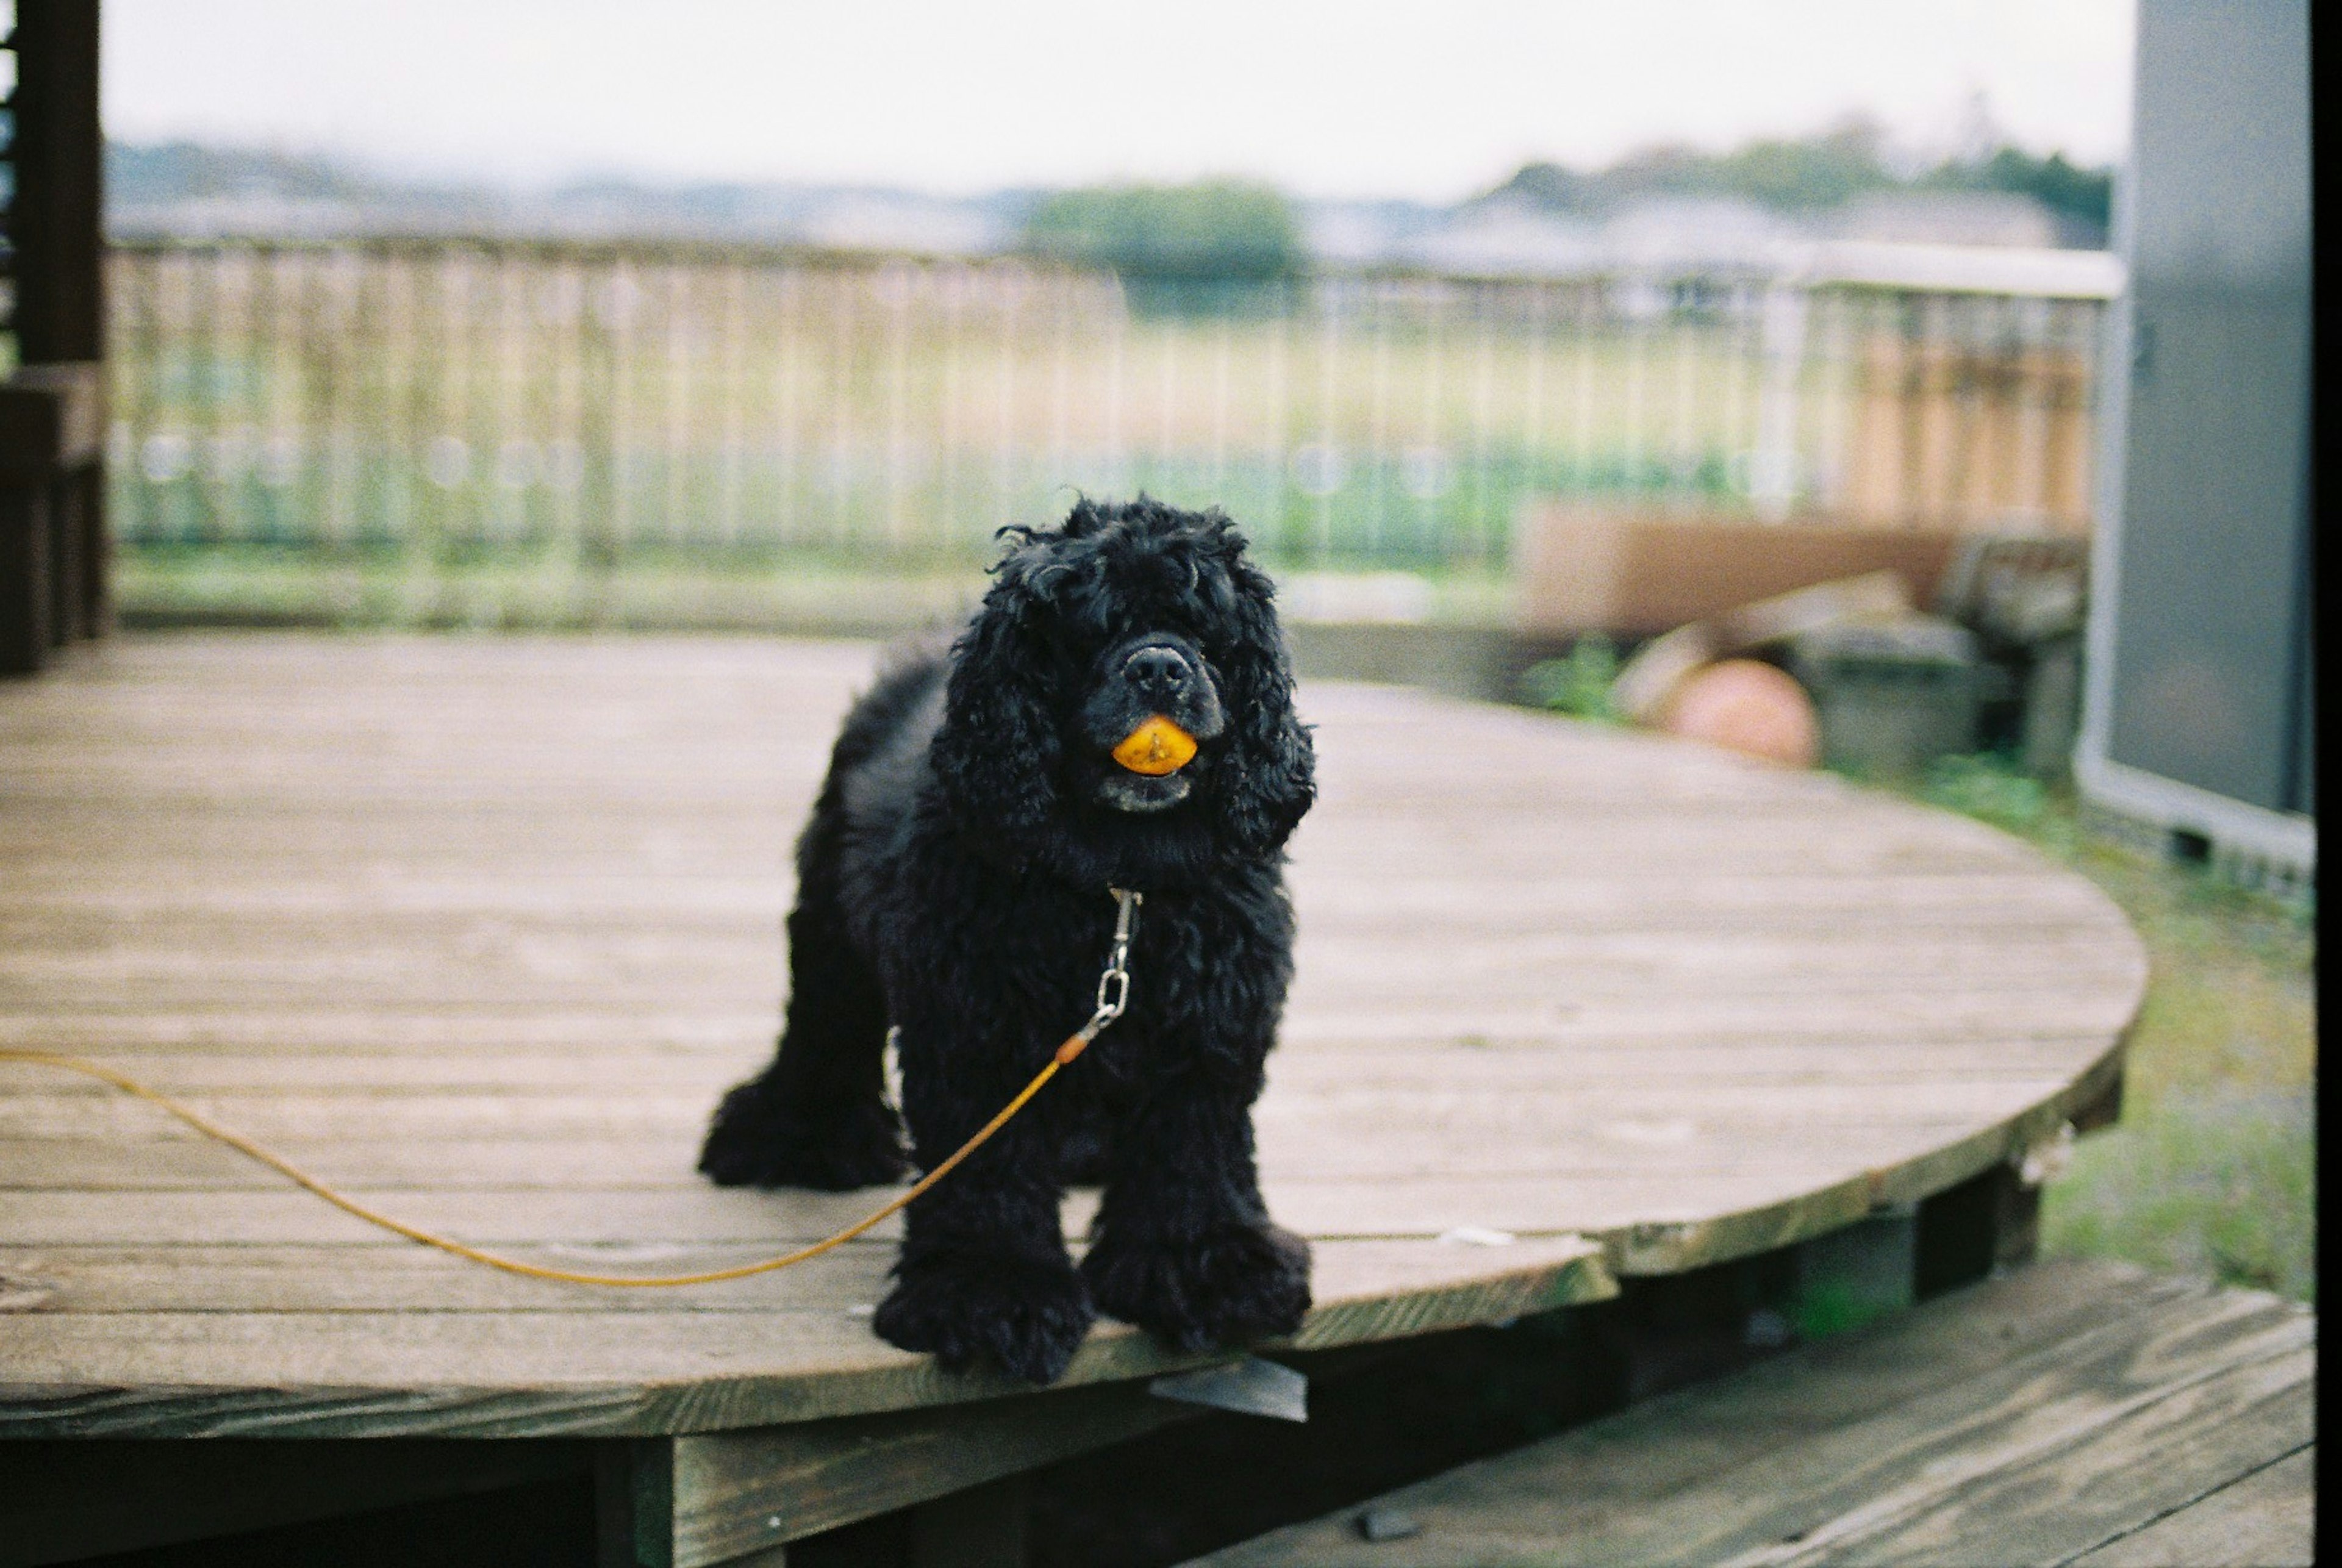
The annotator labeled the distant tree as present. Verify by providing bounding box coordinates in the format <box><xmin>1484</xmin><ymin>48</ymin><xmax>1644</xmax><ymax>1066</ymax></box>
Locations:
<box><xmin>1489</xmin><ymin>116</ymin><xmax>1897</xmax><ymax>213</ymax></box>
<box><xmin>1021</xmin><ymin>180</ymin><xmax>1304</xmax><ymax>283</ymax></box>
<box><xmin>1483</xmin><ymin>115</ymin><xmax>2111</xmax><ymax>245</ymax></box>
<box><xmin>1493</xmin><ymin>160</ymin><xmax>1600</xmax><ymax>211</ymax></box>
<box><xmin>106</xmin><ymin>140</ymin><xmax>381</xmax><ymax>206</ymax></box>
<box><xmin>1700</xmin><ymin>117</ymin><xmax>1900</xmax><ymax>210</ymax></box>
<box><xmin>1924</xmin><ymin>147</ymin><xmax>2113</xmax><ymax>237</ymax></box>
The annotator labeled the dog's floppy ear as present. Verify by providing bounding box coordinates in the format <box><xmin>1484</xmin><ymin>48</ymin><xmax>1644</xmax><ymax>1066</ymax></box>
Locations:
<box><xmin>1212</xmin><ymin>560</ymin><xmax>1316</xmax><ymax>857</ymax></box>
<box><xmin>931</xmin><ymin>548</ymin><xmax>1062</xmax><ymax>853</ymax></box>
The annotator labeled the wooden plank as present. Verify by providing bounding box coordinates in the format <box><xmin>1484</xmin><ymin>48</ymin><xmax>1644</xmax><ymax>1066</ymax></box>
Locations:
<box><xmin>0</xmin><ymin>1078</ymin><xmax>2081</xmax><ymax>1146</ymax></box>
<box><xmin>0</xmin><ymin>1007</ymin><xmax>2127</xmax><ymax>1056</ymax></box>
<box><xmin>1189</xmin><ymin>1264</ymin><xmax>2313</xmax><ymax>1568</ymax></box>
<box><xmin>0</xmin><ymin>1238</ymin><xmax>1611</xmax><ymax>1325</ymax></box>
<box><xmin>0</xmin><ymin>1241</ymin><xmax>906</xmax><ymax>1314</ymax></box>
<box><xmin>0</xmin><ymin>858</ymin><xmax>2091</xmax><ymax>898</ymax></box>
<box><xmin>0</xmin><ymin>1034</ymin><xmax>2132</xmax><ymax>1089</ymax></box>
<box><xmin>0</xmin><ymin>891</ymin><xmax>2133</xmax><ymax>953</ymax></box>
<box><xmin>1721</xmin><ymin>1352</ymin><xmax>2313</xmax><ymax>1566</ymax></box>
<box><xmin>0</xmin><ymin>1114</ymin><xmax>2011</xmax><ymax>1191</ymax></box>
<box><xmin>0</xmin><ymin>1166</ymin><xmax>1878</xmax><ymax>1255</ymax></box>
<box><xmin>0</xmin><ymin>978</ymin><xmax>2139</xmax><ymax>1023</ymax></box>
<box><xmin>0</xmin><ymin>957</ymin><xmax>2131</xmax><ymax>1016</ymax></box>
<box><xmin>0</xmin><ymin>1236</ymin><xmax>1600</xmax><ymax>1317</ymax></box>
<box><xmin>2065</xmin><ymin>1446</ymin><xmax>2315</xmax><ymax>1568</ymax></box>
<box><xmin>0</xmin><ymin>798</ymin><xmax>2099</xmax><ymax>848</ymax></box>
<box><xmin>0</xmin><ymin>1236</ymin><xmax>1612</xmax><ymax>1437</ymax></box>
<box><xmin>665</xmin><ymin>1381</ymin><xmax>1195</xmax><ymax>1565</ymax></box>
<box><xmin>0</xmin><ymin>1057</ymin><xmax>2110</xmax><ymax>1277</ymax></box>
<box><xmin>0</xmin><ymin>926</ymin><xmax>2141</xmax><ymax>992</ymax></box>
<box><xmin>0</xmin><ymin>1000</ymin><xmax>2131</xmax><ymax>1057</ymax></box>
<box><xmin>0</xmin><ymin>806</ymin><xmax>2063</xmax><ymax>844</ymax></box>
<box><xmin>0</xmin><ymin>1011</ymin><xmax>778</xmax><ymax>1054</ymax></box>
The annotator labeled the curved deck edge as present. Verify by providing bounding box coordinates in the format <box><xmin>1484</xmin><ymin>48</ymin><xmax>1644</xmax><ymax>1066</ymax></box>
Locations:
<box><xmin>1604</xmin><ymin>1040</ymin><xmax>2132</xmax><ymax>1278</ymax></box>
<box><xmin>0</xmin><ymin>1235</ymin><xmax>1615</xmax><ymax>1439</ymax></box>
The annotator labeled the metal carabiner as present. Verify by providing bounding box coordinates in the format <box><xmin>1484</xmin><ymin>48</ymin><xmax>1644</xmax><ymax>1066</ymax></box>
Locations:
<box><xmin>1094</xmin><ymin>965</ymin><xmax>1131</xmax><ymax>1021</ymax></box>
<box><xmin>1074</xmin><ymin>887</ymin><xmax>1143</xmax><ymax>1045</ymax></box>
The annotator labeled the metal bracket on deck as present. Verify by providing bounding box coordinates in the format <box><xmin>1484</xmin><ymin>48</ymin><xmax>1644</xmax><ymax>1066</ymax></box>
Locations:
<box><xmin>1148</xmin><ymin>1356</ymin><xmax>1308</xmax><ymax>1422</ymax></box>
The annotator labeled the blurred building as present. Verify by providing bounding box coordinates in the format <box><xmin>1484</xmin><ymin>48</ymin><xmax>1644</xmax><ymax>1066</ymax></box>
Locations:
<box><xmin>1384</xmin><ymin>192</ymin><xmax>1602</xmax><ymax>276</ymax></box>
<box><xmin>1828</xmin><ymin>190</ymin><xmax>2068</xmax><ymax>249</ymax></box>
<box><xmin>2078</xmin><ymin>0</ymin><xmax>2313</xmax><ymax>891</ymax></box>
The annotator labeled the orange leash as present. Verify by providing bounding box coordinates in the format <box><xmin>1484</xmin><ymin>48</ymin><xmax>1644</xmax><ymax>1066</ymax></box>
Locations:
<box><xmin>0</xmin><ymin>890</ymin><xmax>1141</xmax><ymax>1290</ymax></box>
<box><xmin>1</xmin><ymin>1037</ymin><xmax>1089</xmax><ymax>1287</ymax></box>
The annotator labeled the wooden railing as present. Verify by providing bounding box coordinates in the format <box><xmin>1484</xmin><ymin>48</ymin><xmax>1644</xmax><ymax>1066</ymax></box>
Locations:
<box><xmin>103</xmin><ymin>238</ymin><xmax>2114</xmax><ymax>590</ymax></box>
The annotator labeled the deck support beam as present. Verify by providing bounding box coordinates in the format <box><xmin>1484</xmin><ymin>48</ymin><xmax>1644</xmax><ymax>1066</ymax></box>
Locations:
<box><xmin>594</xmin><ymin>1380</ymin><xmax>1206</xmax><ymax>1568</ymax></box>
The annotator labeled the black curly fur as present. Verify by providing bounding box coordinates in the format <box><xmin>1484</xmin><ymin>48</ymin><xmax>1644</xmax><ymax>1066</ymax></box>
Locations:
<box><xmin>699</xmin><ymin>496</ymin><xmax>1317</xmax><ymax>1384</ymax></box>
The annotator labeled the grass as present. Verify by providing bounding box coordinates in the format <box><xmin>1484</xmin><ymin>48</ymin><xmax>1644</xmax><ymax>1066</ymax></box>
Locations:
<box><xmin>113</xmin><ymin>543</ymin><xmax>1522</xmax><ymax>636</ymax></box>
<box><xmin>1906</xmin><ymin>754</ymin><xmax>2317</xmax><ymax>1303</ymax></box>
<box><xmin>1517</xmin><ymin>636</ymin><xmax>1627</xmax><ymax>723</ymax></box>
<box><xmin>111</xmin><ymin>546</ymin><xmax>994</xmax><ymax>634</ymax></box>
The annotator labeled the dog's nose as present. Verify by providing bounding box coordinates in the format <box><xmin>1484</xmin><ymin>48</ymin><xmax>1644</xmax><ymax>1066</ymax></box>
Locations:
<box><xmin>1123</xmin><ymin>646</ymin><xmax>1194</xmax><ymax>701</ymax></box>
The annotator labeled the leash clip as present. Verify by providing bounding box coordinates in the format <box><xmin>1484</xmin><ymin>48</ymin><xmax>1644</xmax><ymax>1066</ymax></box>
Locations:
<box><xmin>1076</xmin><ymin>887</ymin><xmax>1142</xmax><ymax>1044</ymax></box>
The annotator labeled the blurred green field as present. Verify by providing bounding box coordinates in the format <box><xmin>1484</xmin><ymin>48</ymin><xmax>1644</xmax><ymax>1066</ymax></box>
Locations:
<box><xmin>112</xmin><ymin>546</ymin><xmax>1519</xmax><ymax>635</ymax></box>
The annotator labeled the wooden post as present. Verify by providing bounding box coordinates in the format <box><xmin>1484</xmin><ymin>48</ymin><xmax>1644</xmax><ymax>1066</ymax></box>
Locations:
<box><xmin>4</xmin><ymin>0</ymin><xmax>110</xmax><ymax>670</ymax></box>
<box><xmin>596</xmin><ymin>1438</ymin><xmax>677</xmax><ymax>1568</ymax></box>
<box><xmin>1914</xmin><ymin>1163</ymin><xmax>2049</xmax><ymax>1300</ymax></box>
<box><xmin>9</xmin><ymin>1</ymin><xmax>106</xmax><ymax>366</ymax></box>
<box><xmin>0</xmin><ymin>465</ymin><xmax>49</xmax><ymax>668</ymax></box>
<box><xmin>1</xmin><ymin>363</ymin><xmax>104</xmax><ymax>671</ymax></box>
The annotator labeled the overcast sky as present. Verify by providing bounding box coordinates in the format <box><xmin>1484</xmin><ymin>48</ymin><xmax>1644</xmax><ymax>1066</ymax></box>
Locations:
<box><xmin>100</xmin><ymin>0</ymin><xmax>2136</xmax><ymax>202</ymax></box>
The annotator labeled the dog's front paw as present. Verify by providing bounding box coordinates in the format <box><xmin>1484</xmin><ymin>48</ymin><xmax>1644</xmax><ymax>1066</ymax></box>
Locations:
<box><xmin>873</xmin><ymin>1248</ymin><xmax>1096</xmax><ymax>1384</ymax></box>
<box><xmin>1083</xmin><ymin>1222</ymin><xmax>1313</xmax><ymax>1351</ymax></box>
<box><xmin>697</xmin><ymin>1077</ymin><xmax>907</xmax><ymax>1190</ymax></box>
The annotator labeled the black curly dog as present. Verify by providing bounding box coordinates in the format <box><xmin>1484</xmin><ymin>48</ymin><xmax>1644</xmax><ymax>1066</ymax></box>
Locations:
<box><xmin>699</xmin><ymin>497</ymin><xmax>1317</xmax><ymax>1384</ymax></box>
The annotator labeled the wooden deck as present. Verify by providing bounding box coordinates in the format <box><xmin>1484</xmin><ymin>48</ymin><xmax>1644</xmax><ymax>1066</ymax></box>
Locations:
<box><xmin>0</xmin><ymin>634</ymin><xmax>2146</xmax><ymax>1560</ymax></box>
<box><xmin>1191</xmin><ymin>1258</ymin><xmax>2316</xmax><ymax>1567</ymax></box>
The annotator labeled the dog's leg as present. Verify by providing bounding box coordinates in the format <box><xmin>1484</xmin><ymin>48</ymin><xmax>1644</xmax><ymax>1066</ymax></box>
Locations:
<box><xmin>1081</xmin><ymin>1054</ymin><xmax>1312</xmax><ymax>1353</ymax></box>
<box><xmin>873</xmin><ymin>1025</ymin><xmax>1095</xmax><ymax>1384</ymax></box>
<box><xmin>1051</xmin><ymin>1116</ymin><xmax>1114</xmax><ymax>1187</ymax></box>
<box><xmin>698</xmin><ymin>883</ymin><xmax>906</xmax><ymax>1190</ymax></box>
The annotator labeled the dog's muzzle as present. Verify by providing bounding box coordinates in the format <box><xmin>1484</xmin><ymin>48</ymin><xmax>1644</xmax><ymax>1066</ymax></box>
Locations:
<box><xmin>1085</xmin><ymin>635</ymin><xmax>1223</xmax><ymax>812</ymax></box>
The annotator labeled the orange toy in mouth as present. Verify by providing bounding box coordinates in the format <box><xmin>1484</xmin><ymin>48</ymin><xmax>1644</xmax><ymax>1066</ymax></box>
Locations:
<box><xmin>1112</xmin><ymin>716</ymin><xmax>1198</xmax><ymax>776</ymax></box>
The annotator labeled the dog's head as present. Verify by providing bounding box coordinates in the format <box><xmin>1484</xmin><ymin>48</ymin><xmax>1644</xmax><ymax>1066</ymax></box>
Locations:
<box><xmin>931</xmin><ymin>496</ymin><xmax>1316</xmax><ymax>889</ymax></box>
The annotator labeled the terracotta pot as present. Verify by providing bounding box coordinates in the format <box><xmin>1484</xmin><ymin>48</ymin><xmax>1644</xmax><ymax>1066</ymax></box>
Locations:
<box><xmin>1656</xmin><ymin>659</ymin><xmax>1820</xmax><ymax>768</ymax></box>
